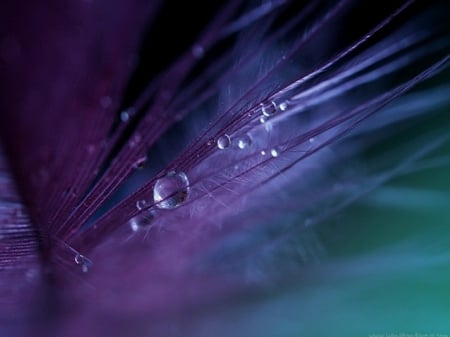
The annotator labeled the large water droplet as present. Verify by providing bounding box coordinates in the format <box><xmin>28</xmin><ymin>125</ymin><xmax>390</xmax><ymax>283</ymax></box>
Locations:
<box><xmin>237</xmin><ymin>135</ymin><xmax>252</xmax><ymax>149</ymax></box>
<box><xmin>129</xmin><ymin>210</ymin><xmax>155</xmax><ymax>232</ymax></box>
<box><xmin>217</xmin><ymin>134</ymin><xmax>231</xmax><ymax>150</ymax></box>
<box><xmin>153</xmin><ymin>171</ymin><xmax>189</xmax><ymax>209</ymax></box>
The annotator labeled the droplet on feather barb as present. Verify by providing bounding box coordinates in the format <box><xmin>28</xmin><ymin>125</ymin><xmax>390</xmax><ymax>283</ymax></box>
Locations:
<box><xmin>129</xmin><ymin>210</ymin><xmax>156</xmax><ymax>232</ymax></box>
<box><xmin>153</xmin><ymin>171</ymin><xmax>190</xmax><ymax>209</ymax></box>
<box><xmin>217</xmin><ymin>134</ymin><xmax>231</xmax><ymax>150</ymax></box>
<box><xmin>237</xmin><ymin>135</ymin><xmax>252</xmax><ymax>149</ymax></box>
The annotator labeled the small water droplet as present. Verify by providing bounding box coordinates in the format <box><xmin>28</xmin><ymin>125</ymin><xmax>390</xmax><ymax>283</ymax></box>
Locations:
<box><xmin>74</xmin><ymin>253</ymin><xmax>84</xmax><ymax>264</ymax></box>
<box><xmin>120</xmin><ymin>110</ymin><xmax>130</xmax><ymax>122</ymax></box>
<box><xmin>136</xmin><ymin>199</ymin><xmax>147</xmax><ymax>210</ymax></box>
<box><xmin>192</xmin><ymin>44</ymin><xmax>204</xmax><ymax>58</ymax></box>
<box><xmin>129</xmin><ymin>210</ymin><xmax>155</xmax><ymax>232</ymax></box>
<box><xmin>270</xmin><ymin>148</ymin><xmax>279</xmax><ymax>157</ymax></box>
<box><xmin>309</xmin><ymin>137</ymin><xmax>315</xmax><ymax>143</ymax></box>
<box><xmin>237</xmin><ymin>135</ymin><xmax>252</xmax><ymax>149</ymax></box>
<box><xmin>153</xmin><ymin>171</ymin><xmax>190</xmax><ymax>209</ymax></box>
<box><xmin>133</xmin><ymin>156</ymin><xmax>147</xmax><ymax>169</ymax></box>
<box><xmin>74</xmin><ymin>253</ymin><xmax>92</xmax><ymax>272</ymax></box>
<box><xmin>217</xmin><ymin>134</ymin><xmax>231</xmax><ymax>150</ymax></box>
<box><xmin>259</xmin><ymin>116</ymin><xmax>267</xmax><ymax>124</ymax></box>
<box><xmin>261</xmin><ymin>150</ymin><xmax>267</xmax><ymax>156</ymax></box>
<box><xmin>279</xmin><ymin>101</ymin><xmax>288</xmax><ymax>111</ymax></box>
<box><xmin>260</xmin><ymin>100</ymin><xmax>277</xmax><ymax>117</ymax></box>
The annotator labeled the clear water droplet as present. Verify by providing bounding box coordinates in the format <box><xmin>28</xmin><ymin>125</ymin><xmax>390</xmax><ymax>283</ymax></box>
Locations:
<box><xmin>217</xmin><ymin>134</ymin><xmax>231</xmax><ymax>150</ymax></box>
<box><xmin>120</xmin><ymin>110</ymin><xmax>130</xmax><ymax>122</ymax></box>
<box><xmin>260</xmin><ymin>100</ymin><xmax>277</xmax><ymax>117</ymax></box>
<box><xmin>153</xmin><ymin>171</ymin><xmax>189</xmax><ymax>209</ymax></box>
<box><xmin>136</xmin><ymin>199</ymin><xmax>147</xmax><ymax>210</ymax></box>
<box><xmin>279</xmin><ymin>101</ymin><xmax>288</xmax><ymax>111</ymax></box>
<box><xmin>261</xmin><ymin>150</ymin><xmax>267</xmax><ymax>156</ymax></box>
<box><xmin>129</xmin><ymin>210</ymin><xmax>155</xmax><ymax>232</ymax></box>
<box><xmin>133</xmin><ymin>156</ymin><xmax>147</xmax><ymax>169</ymax></box>
<box><xmin>74</xmin><ymin>253</ymin><xmax>91</xmax><ymax>272</ymax></box>
<box><xmin>74</xmin><ymin>253</ymin><xmax>84</xmax><ymax>264</ymax></box>
<box><xmin>270</xmin><ymin>148</ymin><xmax>280</xmax><ymax>157</ymax></box>
<box><xmin>237</xmin><ymin>135</ymin><xmax>252</xmax><ymax>149</ymax></box>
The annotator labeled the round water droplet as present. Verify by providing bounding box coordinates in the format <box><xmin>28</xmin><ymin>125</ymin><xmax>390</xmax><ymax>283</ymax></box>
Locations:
<box><xmin>136</xmin><ymin>199</ymin><xmax>147</xmax><ymax>210</ymax></box>
<box><xmin>261</xmin><ymin>150</ymin><xmax>267</xmax><ymax>156</ymax></box>
<box><xmin>153</xmin><ymin>171</ymin><xmax>189</xmax><ymax>209</ymax></box>
<box><xmin>129</xmin><ymin>210</ymin><xmax>155</xmax><ymax>232</ymax></box>
<box><xmin>217</xmin><ymin>134</ymin><xmax>231</xmax><ymax>150</ymax></box>
<box><xmin>120</xmin><ymin>110</ymin><xmax>130</xmax><ymax>122</ymax></box>
<box><xmin>74</xmin><ymin>253</ymin><xmax>84</xmax><ymax>264</ymax></box>
<box><xmin>237</xmin><ymin>135</ymin><xmax>252</xmax><ymax>149</ymax></box>
<box><xmin>279</xmin><ymin>101</ymin><xmax>288</xmax><ymax>111</ymax></box>
<box><xmin>270</xmin><ymin>148</ymin><xmax>280</xmax><ymax>157</ymax></box>
<box><xmin>260</xmin><ymin>101</ymin><xmax>277</xmax><ymax>117</ymax></box>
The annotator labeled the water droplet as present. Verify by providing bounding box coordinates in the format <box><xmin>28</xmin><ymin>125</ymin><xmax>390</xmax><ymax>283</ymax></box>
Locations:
<box><xmin>133</xmin><ymin>156</ymin><xmax>147</xmax><ymax>169</ymax></box>
<box><xmin>237</xmin><ymin>135</ymin><xmax>252</xmax><ymax>149</ymax></box>
<box><xmin>279</xmin><ymin>101</ymin><xmax>288</xmax><ymax>111</ymax></box>
<box><xmin>259</xmin><ymin>116</ymin><xmax>267</xmax><ymax>124</ymax></box>
<box><xmin>217</xmin><ymin>134</ymin><xmax>231</xmax><ymax>150</ymax></box>
<box><xmin>74</xmin><ymin>253</ymin><xmax>84</xmax><ymax>264</ymax></box>
<box><xmin>192</xmin><ymin>44</ymin><xmax>204</xmax><ymax>58</ymax></box>
<box><xmin>136</xmin><ymin>199</ymin><xmax>147</xmax><ymax>210</ymax></box>
<box><xmin>129</xmin><ymin>210</ymin><xmax>155</xmax><ymax>232</ymax></box>
<box><xmin>260</xmin><ymin>100</ymin><xmax>277</xmax><ymax>117</ymax></box>
<box><xmin>120</xmin><ymin>110</ymin><xmax>130</xmax><ymax>122</ymax></box>
<box><xmin>270</xmin><ymin>148</ymin><xmax>279</xmax><ymax>157</ymax></box>
<box><xmin>261</xmin><ymin>150</ymin><xmax>267</xmax><ymax>156</ymax></box>
<box><xmin>153</xmin><ymin>171</ymin><xmax>189</xmax><ymax>209</ymax></box>
<box><xmin>74</xmin><ymin>253</ymin><xmax>92</xmax><ymax>272</ymax></box>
